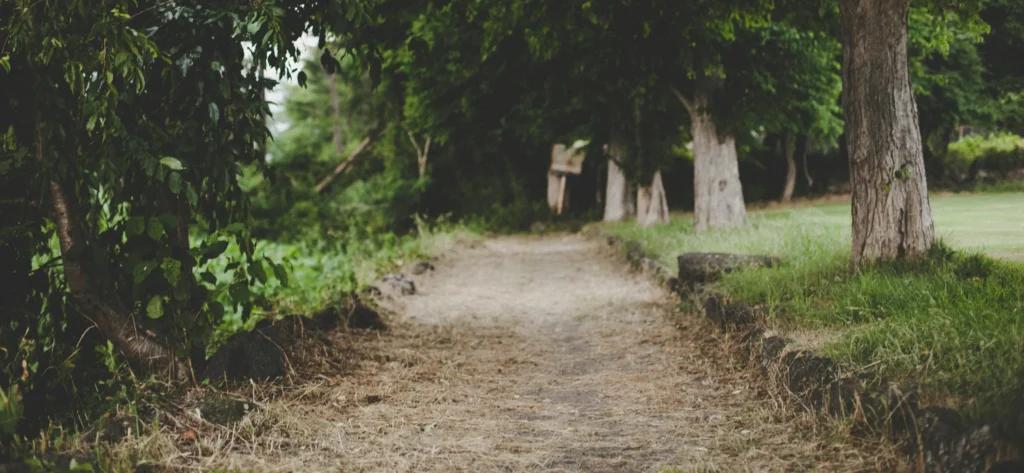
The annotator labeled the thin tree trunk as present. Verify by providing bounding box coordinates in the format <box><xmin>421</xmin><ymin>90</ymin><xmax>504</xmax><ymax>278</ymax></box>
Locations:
<box><xmin>328</xmin><ymin>72</ymin><xmax>344</xmax><ymax>155</ymax></box>
<box><xmin>547</xmin><ymin>171</ymin><xmax>562</xmax><ymax>211</ymax></box>
<box><xmin>407</xmin><ymin>131</ymin><xmax>431</xmax><ymax>178</ymax></box>
<box><xmin>782</xmin><ymin>133</ymin><xmax>797</xmax><ymax>203</ymax></box>
<box><xmin>801</xmin><ymin>135</ymin><xmax>814</xmax><ymax>188</ymax></box>
<box><xmin>603</xmin><ymin>142</ymin><xmax>633</xmax><ymax>222</ymax></box>
<box><xmin>636</xmin><ymin>171</ymin><xmax>669</xmax><ymax>227</ymax></box>
<box><xmin>840</xmin><ymin>0</ymin><xmax>934</xmax><ymax>264</ymax></box>
<box><xmin>35</xmin><ymin>111</ymin><xmax>184</xmax><ymax>379</ymax></box>
<box><xmin>683</xmin><ymin>90</ymin><xmax>747</xmax><ymax>231</ymax></box>
<box><xmin>258</xmin><ymin>63</ymin><xmax>267</xmax><ymax>159</ymax></box>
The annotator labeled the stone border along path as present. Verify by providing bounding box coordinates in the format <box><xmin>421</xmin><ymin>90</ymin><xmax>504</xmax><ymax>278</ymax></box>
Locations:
<box><xmin>595</xmin><ymin>228</ymin><xmax>1024</xmax><ymax>473</ymax></box>
<box><xmin>207</xmin><ymin>235</ymin><xmax>896</xmax><ymax>472</ymax></box>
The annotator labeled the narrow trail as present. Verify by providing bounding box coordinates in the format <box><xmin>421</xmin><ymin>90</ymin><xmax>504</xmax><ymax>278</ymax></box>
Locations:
<box><xmin>212</xmin><ymin>235</ymin><xmax>888</xmax><ymax>472</ymax></box>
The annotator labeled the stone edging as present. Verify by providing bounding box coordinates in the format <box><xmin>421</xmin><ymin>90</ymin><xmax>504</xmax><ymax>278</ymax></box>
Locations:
<box><xmin>581</xmin><ymin>225</ymin><xmax>1022</xmax><ymax>473</ymax></box>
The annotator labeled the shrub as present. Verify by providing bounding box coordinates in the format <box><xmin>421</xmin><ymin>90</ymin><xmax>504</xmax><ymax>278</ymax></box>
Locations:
<box><xmin>943</xmin><ymin>133</ymin><xmax>1024</xmax><ymax>183</ymax></box>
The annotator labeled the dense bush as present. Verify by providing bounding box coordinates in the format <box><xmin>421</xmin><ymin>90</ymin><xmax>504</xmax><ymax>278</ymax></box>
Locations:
<box><xmin>941</xmin><ymin>133</ymin><xmax>1024</xmax><ymax>183</ymax></box>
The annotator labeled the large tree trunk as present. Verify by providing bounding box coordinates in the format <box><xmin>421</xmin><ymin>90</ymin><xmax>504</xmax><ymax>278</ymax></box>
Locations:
<box><xmin>636</xmin><ymin>170</ymin><xmax>669</xmax><ymax>227</ymax></box>
<box><xmin>782</xmin><ymin>133</ymin><xmax>797</xmax><ymax>203</ymax></box>
<box><xmin>688</xmin><ymin>92</ymin><xmax>746</xmax><ymax>231</ymax></box>
<box><xmin>840</xmin><ymin>0</ymin><xmax>934</xmax><ymax>264</ymax></box>
<box><xmin>603</xmin><ymin>146</ymin><xmax>635</xmax><ymax>222</ymax></box>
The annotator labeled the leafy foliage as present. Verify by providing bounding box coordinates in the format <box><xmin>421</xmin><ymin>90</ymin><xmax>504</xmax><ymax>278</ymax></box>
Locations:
<box><xmin>0</xmin><ymin>0</ymin><xmax>381</xmax><ymax>440</ymax></box>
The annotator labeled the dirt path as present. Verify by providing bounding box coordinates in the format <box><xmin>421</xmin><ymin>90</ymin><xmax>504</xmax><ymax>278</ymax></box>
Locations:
<box><xmin>206</xmin><ymin>235</ymin><xmax>889</xmax><ymax>473</ymax></box>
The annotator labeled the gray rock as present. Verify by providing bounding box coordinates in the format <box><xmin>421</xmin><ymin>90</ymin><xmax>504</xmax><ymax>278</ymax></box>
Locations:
<box><xmin>677</xmin><ymin>252</ymin><xmax>781</xmax><ymax>284</ymax></box>
<box><xmin>914</xmin><ymin>407</ymin><xmax>1000</xmax><ymax>473</ymax></box>
<box><xmin>380</xmin><ymin>273</ymin><xmax>416</xmax><ymax>295</ymax></box>
<box><xmin>199</xmin><ymin>396</ymin><xmax>254</xmax><ymax>425</ymax></box>
<box><xmin>360</xmin><ymin>285</ymin><xmax>383</xmax><ymax>298</ymax></box>
<box><xmin>412</xmin><ymin>261</ymin><xmax>435</xmax><ymax>275</ymax></box>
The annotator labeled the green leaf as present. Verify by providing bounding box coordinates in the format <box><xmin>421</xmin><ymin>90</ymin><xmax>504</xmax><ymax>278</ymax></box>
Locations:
<box><xmin>297</xmin><ymin>70</ymin><xmax>307</xmax><ymax>88</ymax></box>
<box><xmin>168</xmin><ymin>172</ymin><xmax>182</xmax><ymax>194</ymax></box>
<box><xmin>160</xmin><ymin>157</ymin><xmax>184</xmax><ymax>170</ymax></box>
<box><xmin>69</xmin><ymin>457</ymin><xmax>95</xmax><ymax>472</ymax></box>
<box><xmin>159</xmin><ymin>214</ymin><xmax>179</xmax><ymax>232</ymax></box>
<box><xmin>225</xmin><ymin>222</ymin><xmax>245</xmax><ymax>234</ymax></box>
<box><xmin>200</xmin><ymin>271</ymin><xmax>217</xmax><ymax>285</ymax></box>
<box><xmin>250</xmin><ymin>261</ymin><xmax>267</xmax><ymax>284</ymax></box>
<box><xmin>125</xmin><ymin>216</ymin><xmax>146</xmax><ymax>236</ymax></box>
<box><xmin>229</xmin><ymin>281</ymin><xmax>250</xmax><ymax>303</ymax></box>
<box><xmin>161</xmin><ymin>257</ymin><xmax>182</xmax><ymax>287</ymax></box>
<box><xmin>204</xmin><ymin>241</ymin><xmax>229</xmax><ymax>259</ymax></box>
<box><xmin>0</xmin><ymin>385</ymin><xmax>23</xmax><ymax>434</ymax></box>
<box><xmin>146</xmin><ymin>296</ymin><xmax>164</xmax><ymax>319</ymax></box>
<box><xmin>208</xmin><ymin>301</ymin><xmax>224</xmax><ymax>319</ymax></box>
<box><xmin>209</xmin><ymin>102</ymin><xmax>219</xmax><ymax>123</ymax></box>
<box><xmin>173</xmin><ymin>278</ymin><xmax>191</xmax><ymax>302</ymax></box>
<box><xmin>185</xmin><ymin>183</ymin><xmax>199</xmax><ymax>207</ymax></box>
<box><xmin>133</xmin><ymin>260</ymin><xmax>156</xmax><ymax>284</ymax></box>
<box><xmin>271</xmin><ymin>262</ymin><xmax>289</xmax><ymax>287</ymax></box>
<box><xmin>146</xmin><ymin>217</ymin><xmax>166</xmax><ymax>241</ymax></box>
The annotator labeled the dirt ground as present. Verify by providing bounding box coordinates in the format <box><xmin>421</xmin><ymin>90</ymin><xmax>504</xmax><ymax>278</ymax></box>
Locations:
<box><xmin>188</xmin><ymin>235</ymin><xmax>897</xmax><ymax>473</ymax></box>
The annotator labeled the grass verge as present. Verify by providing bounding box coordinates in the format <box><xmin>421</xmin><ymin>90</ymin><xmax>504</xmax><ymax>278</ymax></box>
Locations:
<box><xmin>600</xmin><ymin>192</ymin><xmax>1024</xmax><ymax>438</ymax></box>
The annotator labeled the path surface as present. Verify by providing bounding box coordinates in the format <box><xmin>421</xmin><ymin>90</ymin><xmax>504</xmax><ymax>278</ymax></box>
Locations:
<box><xmin>209</xmin><ymin>236</ymin><xmax>890</xmax><ymax>472</ymax></box>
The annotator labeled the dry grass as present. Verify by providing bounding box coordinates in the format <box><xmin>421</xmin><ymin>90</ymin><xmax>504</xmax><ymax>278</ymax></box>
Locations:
<box><xmin>113</xmin><ymin>235</ymin><xmax>901</xmax><ymax>472</ymax></box>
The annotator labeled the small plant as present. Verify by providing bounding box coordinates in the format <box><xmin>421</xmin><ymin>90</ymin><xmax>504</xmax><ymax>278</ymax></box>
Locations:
<box><xmin>0</xmin><ymin>383</ymin><xmax>23</xmax><ymax>435</ymax></box>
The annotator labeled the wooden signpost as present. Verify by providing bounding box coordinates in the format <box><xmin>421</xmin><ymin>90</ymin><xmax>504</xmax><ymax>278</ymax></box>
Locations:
<box><xmin>548</xmin><ymin>142</ymin><xmax>587</xmax><ymax>215</ymax></box>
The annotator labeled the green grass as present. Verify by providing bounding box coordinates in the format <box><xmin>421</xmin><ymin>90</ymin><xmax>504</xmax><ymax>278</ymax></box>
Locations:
<box><xmin>201</xmin><ymin>215</ymin><xmax>479</xmax><ymax>343</ymax></box>
<box><xmin>601</xmin><ymin>192</ymin><xmax>1024</xmax><ymax>435</ymax></box>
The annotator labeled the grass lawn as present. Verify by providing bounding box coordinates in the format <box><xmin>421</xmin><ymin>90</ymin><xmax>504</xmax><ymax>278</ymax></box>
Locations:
<box><xmin>601</xmin><ymin>192</ymin><xmax>1024</xmax><ymax>435</ymax></box>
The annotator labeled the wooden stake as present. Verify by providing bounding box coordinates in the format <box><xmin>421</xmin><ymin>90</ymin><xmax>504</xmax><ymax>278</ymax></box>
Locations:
<box><xmin>556</xmin><ymin>174</ymin><xmax>567</xmax><ymax>215</ymax></box>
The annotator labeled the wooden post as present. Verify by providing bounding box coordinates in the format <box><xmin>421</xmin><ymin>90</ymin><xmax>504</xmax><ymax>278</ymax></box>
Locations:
<box><xmin>556</xmin><ymin>174</ymin><xmax>567</xmax><ymax>215</ymax></box>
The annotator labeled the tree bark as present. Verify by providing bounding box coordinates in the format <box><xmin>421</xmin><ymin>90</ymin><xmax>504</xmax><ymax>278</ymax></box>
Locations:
<box><xmin>34</xmin><ymin>111</ymin><xmax>184</xmax><ymax>379</ymax></box>
<box><xmin>603</xmin><ymin>143</ymin><xmax>634</xmax><ymax>222</ymax></box>
<box><xmin>328</xmin><ymin>72</ymin><xmax>344</xmax><ymax>155</ymax></box>
<box><xmin>801</xmin><ymin>135</ymin><xmax>814</xmax><ymax>188</ymax></box>
<box><xmin>687</xmin><ymin>90</ymin><xmax>747</xmax><ymax>231</ymax></box>
<box><xmin>407</xmin><ymin>133</ymin><xmax>430</xmax><ymax>178</ymax></box>
<box><xmin>840</xmin><ymin>0</ymin><xmax>934</xmax><ymax>264</ymax></box>
<box><xmin>782</xmin><ymin>133</ymin><xmax>797</xmax><ymax>203</ymax></box>
<box><xmin>636</xmin><ymin>170</ymin><xmax>669</xmax><ymax>227</ymax></box>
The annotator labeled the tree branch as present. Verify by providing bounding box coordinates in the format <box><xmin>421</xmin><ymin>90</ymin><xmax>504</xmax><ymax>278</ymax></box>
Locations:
<box><xmin>406</xmin><ymin>130</ymin><xmax>423</xmax><ymax>157</ymax></box>
<box><xmin>314</xmin><ymin>121</ymin><xmax>382</xmax><ymax>193</ymax></box>
<box><xmin>406</xmin><ymin>130</ymin><xmax>432</xmax><ymax>177</ymax></box>
<box><xmin>669</xmin><ymin>85</ymin><xmax>695</xmax><ymax>116</ymax></box>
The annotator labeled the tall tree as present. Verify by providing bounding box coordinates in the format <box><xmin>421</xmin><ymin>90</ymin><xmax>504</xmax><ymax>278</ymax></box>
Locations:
<box><xmin>840</xmin><ymin>0</ymin><xmax>936</xmax><ymax>264</ymax></box>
